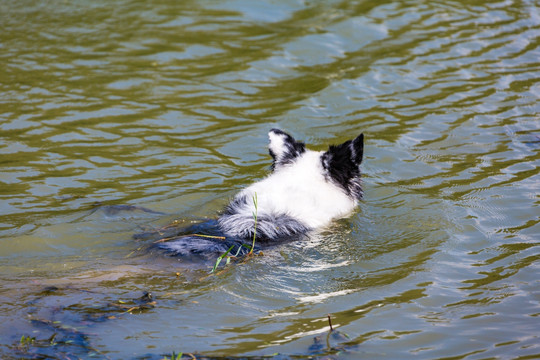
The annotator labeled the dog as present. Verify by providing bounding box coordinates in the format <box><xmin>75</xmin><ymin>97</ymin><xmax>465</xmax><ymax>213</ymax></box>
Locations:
<box><xmin>154</xmin><ymin>129</ymin><xmax>364</xmax><ymax>257</ymax></box>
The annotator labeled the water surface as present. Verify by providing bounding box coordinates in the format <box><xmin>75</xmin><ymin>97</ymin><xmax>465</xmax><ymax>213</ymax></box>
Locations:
<box><xmin>1</xmin><ymin>0</ymin><xmax>539</xmax><ymax>358</ymax></box>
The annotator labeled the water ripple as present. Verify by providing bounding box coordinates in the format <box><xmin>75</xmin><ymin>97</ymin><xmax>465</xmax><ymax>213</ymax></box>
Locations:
<box><xmin>1</xmin><ymin>0</ymin><xmax>540</xmax><ymax>358</ymax></box>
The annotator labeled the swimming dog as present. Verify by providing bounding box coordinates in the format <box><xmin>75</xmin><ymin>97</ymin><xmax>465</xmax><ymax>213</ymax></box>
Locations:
<box><xmin>155</xmin><ymin>129</ymin><xmax>364</xmax><ymax>257</ymax></box>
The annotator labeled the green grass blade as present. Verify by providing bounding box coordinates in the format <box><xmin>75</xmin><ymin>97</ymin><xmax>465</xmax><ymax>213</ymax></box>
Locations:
<box><xmin>211</xmin><ymin>245</ymin><xmax>235</xmax><ymax>273</ymax></box>
<box><xmin>250</xmin><ymin>192</ymin><xmax>258</xmax><ymax>254</ymax></box>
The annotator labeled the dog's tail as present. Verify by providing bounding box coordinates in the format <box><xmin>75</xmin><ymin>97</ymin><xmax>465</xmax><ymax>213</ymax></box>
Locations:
<box><xmin>136</xmin><ymin>219</ymin><xmax>252</xmax><ymax>259</ymax></box>
<box><xmin>218</xmin><ymin>212</ymin><xmax>310</xmax><ymax>240</ymax></box>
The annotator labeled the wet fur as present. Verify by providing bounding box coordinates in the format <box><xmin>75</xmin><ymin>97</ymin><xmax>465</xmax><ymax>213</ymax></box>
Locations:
<box><xmin>157</xmin><ymin>129</ymin><xmax>364</xmax><ymax>257</ymax></box>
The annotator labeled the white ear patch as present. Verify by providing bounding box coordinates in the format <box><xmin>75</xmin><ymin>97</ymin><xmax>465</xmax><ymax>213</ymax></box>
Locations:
<box><xmin>268</xmin><ymin>130</ymin><xmax>288</xmax><ymax>160</ymax></box>
<box><xmin>268</xmin><ymin>129</ymin><xmax>306</xmax><ymax>169</ymax></box>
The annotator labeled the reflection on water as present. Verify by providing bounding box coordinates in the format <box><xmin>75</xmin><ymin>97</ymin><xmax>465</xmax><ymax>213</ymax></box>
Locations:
<box><xmin>1</xmin><ymin>0</ymin><xmax>539</xmax><ymax>358</ymax></box>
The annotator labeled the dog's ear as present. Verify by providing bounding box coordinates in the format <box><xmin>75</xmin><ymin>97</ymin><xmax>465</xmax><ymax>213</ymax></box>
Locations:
<box><xmin>350</xmin><ymin>133</ymin><xmax>364</xmax><ymax>166</ymax></box>
<box><xmin>322</xmin><ymin>133</ymin><xmax>364</xmax><ymax>198</ymax></box>
<box><xmin>324</xmin><ymin>133</ymin><xmax>364</xmax><ymax>167</ymax></box>
<box><xmin>268</xmin><ymin>129</ymin><xmax>305</xmax><ymax>170</ymax></box>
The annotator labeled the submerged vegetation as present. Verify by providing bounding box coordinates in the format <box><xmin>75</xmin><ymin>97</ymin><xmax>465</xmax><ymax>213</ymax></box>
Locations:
<box><xmin>11</xmin><ymin>288</ymin><xmax>160</xmax><ymax>359</ymax></box>
<box><xmin>211</xmin><ymin>192</ymin><xmax>261</xmax><ymax>273</ymax></box>
<box><xmin>13</xmin><ymin>286</ymin><xmax>355</xmax><ymax>360</ymax></box>
<box><xmin>161</xmin><ymin>352</ymin><xmax>183</xmax><ymax>360</ymax></box>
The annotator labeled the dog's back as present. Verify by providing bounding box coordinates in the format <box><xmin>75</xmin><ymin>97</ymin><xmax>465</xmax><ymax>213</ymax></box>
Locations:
<box><xmin>218</xmin><ymin>129</ymin><xmax>364</xmax><ymax>240</ymax></box>
<box><xmin>156</xmin><ymin>129</ymin><xmax>364</xmax><ymax>257</ymax></box>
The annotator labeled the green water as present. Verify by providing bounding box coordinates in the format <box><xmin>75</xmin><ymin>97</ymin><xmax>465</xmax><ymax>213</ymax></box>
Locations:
<box><xmin>1</xmin><ymin>0</ymin><xmax>539</xmax><ymax>358</ymax></box>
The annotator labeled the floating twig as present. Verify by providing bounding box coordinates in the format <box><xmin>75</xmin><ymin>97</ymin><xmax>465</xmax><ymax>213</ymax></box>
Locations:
<box><xmin>153</xmin><ymin>234</ymin><xmax>226</xmax><ymax>244</ymax></box>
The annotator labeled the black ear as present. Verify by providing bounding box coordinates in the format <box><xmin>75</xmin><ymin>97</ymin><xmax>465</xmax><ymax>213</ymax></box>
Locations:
<box><xmin>322</xmin><ymin>133</ymin><xmax>364</xmax><ymax>198</ymax></box>
<box><xmin>268</xmin><ymin>129</ymin><xmax>305</xmax><ymax>170</ymax></box>
<box><xmin>350</xmin><ymin>133</ymin><xmax>364</xmax><ymax>165</ymax></box>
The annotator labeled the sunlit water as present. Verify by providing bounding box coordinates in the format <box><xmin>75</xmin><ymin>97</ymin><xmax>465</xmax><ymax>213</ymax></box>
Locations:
<box><xmin>1</xmin><ymin>0</ymin><xmax>539</xmax><ymax>358</ymax></box>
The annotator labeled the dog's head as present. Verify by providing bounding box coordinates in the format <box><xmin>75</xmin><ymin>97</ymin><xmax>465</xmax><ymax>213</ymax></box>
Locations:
<box><xmin>268</xmin><ymin>129</ymin><xmax>364</xmax><ymax>199</ymax></box>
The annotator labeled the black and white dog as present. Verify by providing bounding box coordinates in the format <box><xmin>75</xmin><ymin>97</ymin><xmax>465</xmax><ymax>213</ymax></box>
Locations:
<box><xmin>156</xmin><ymin>129</ymin><xmax>364</xmax><ymax>257</ymax></box>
